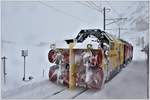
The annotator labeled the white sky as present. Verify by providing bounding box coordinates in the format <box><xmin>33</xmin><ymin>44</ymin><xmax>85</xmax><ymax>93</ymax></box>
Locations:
<box><xmin>1</xmin><ymin>1</ymin><xmax>148</xmax><ymax>45</ymax></box>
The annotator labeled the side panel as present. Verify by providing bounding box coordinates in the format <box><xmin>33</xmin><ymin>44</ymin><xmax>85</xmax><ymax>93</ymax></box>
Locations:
<box><xmin>109</xmin><ymin>42</ymin><xmax>118</xmax><ymax>70</ymax></box>
<box><xmin>124</xmin><ymin>44</ymin><xmax>128</xmax><ymax>63</ymax></box>
<box><xmin>120</xmin><ymin>43</ymin><xmax>124</xmax><ymax>65</ymax></box>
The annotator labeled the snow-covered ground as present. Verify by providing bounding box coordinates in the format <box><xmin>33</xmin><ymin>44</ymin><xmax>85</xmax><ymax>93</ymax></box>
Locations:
<box><xmin>2</xmin><ymin>59</ymin><xmax>148</xmax><ymax>99</ymax></box>
<box><xmin>1</xmin><ymin>43</ymin><xmax>51</xmax><ymax>91</ymax></box>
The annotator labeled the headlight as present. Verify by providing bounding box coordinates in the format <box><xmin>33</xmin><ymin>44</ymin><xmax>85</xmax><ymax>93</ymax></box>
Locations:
<box><xmin>87</xmin><ymin>44</ymin><xmax>93</xmax><ymax>49</ymax></box>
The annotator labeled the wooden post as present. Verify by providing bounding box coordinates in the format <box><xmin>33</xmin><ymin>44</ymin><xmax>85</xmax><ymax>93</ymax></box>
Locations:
<box><xmin>69</xmin><ymin>43</ymin><xmax>76</xmax><ymax>89</ymax></box>
<box><xmin>1</xmin><ymin>56</ymin><xmax>7</xmax><ymax>84</ymax></box>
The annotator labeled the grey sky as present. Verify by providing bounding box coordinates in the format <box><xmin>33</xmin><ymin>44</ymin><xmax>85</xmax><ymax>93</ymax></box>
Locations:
<box><xmin>1</xmin><ymin>1</ymin><xmax>149</xmax><ymax>45</ymax></box>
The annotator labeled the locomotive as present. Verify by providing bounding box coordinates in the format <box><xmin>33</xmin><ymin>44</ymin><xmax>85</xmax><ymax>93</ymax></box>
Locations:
<box><xmin>48</xmin><ymin>29</ymin><xmax>133</xmax><ymax>89</ymax></box>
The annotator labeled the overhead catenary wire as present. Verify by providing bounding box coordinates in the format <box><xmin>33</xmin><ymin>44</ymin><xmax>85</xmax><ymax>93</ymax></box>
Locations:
<box><xmin>89</xmin><ymin>1</ymin><xmax>100</xmax><ymax>9</ymax></box>
<box><xmin>38</xmin><ymin>1</ymin><xmax>94</xmax><ymax>26</ymax></box>
<box><xmin>105</xmin><ymin>0</ymin><xmax>122</xmax><ymax>17</ymax></box>
<box><xmin>39</xmin><ymin>1</ymin><xmax>135</xmax><ymax>33</ymax></box>
<box><xmin>106</xmin><ymin>19</ymin><xmax>121</xmax><ymax>26</ymax></box>
<box><xmin>76</xmin><ymin>1</ymin><xmax>102</xmax><ymax>13</ymax></box>
<box><xmin>86</xmin><ymin>1</ymin><xmax>103</xmax><ymax>13</ymax></box>
<box><xmin>113</xmin><ymin>2</ymin><xmax>137</xmax><ymax>26</ymax></box>
<box><xmin>86</xmin><ymin>1</ymin><xmax>123</xmax><ymax>27</ymax></box>
<box><xmin>88</xmin><ymin>1</ymin><xmax>104</xmax><ymax>12</ymax></box>
<box><xmin>105</xmin><ymin>0</ymin><xmax>127</xmax><ymax>27</ymax></box>
<box><xmin>121</xmin><ymin>1</ymin><xmax>138</xmax><ymax>18</ymax></box>
<box><xmin>120</xmin><ymin>2</ymin><xmax>148</xmax><ymax>26</ymax></box>
<box><xmin>77</xmin><ymin>1</ymin><xmax>118</xmax><ymax>25</ymax></box>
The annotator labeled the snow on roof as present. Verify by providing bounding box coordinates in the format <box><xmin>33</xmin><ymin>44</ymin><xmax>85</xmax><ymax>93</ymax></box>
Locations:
<box><xmin>74</xmin><ymin>35</ymin><xmax>99</xmax><ymax>49</ymax></box>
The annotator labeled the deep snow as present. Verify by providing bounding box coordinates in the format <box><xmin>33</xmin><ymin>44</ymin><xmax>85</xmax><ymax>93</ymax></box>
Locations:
<box><xmin>2</xmin><ymin>59</ymin><xmax>148</xmax><ymax>99</ymax></box>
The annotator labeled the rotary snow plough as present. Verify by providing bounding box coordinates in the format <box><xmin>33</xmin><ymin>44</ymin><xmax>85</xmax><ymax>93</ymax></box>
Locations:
<box><xmin>48</xmin><ymin>29</ymin><xmax>133</xmax><ymax>89</ymax></box>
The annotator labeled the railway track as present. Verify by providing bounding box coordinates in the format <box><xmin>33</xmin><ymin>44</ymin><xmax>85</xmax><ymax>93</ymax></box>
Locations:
<box><xmin>71</xmin><ymin>88</ymin><xmax>88</xmax><ymax>99</ymax></box>
<box><xmin>46</xmin><ymin>87</ymin><xmax>88</xmax><ymax>99</ymax></box>
<box><xmin>43</xmin><ymin>88</ymin><xmax>67</xmax><ymax>99</ymax></box>
<box><xmin>2</xmin><ymin>79</ymin><xmax>88</xmax><ymax>99</ymax></box>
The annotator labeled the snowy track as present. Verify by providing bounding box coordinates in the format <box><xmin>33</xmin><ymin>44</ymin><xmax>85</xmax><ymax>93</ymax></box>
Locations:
<box><xmin>2</xmin><ymin>60</ymin><xmax>147</xmax><ymax>99</ymax></box>
<box><xmin>2</xmin><ymin>80</ymin><xmax>66</xmax><ymax>99</ymax></box>
<box><xmin>2</xmin><ymin>79</ymin><xmax>88</xmax><ymax>99</ymax></box>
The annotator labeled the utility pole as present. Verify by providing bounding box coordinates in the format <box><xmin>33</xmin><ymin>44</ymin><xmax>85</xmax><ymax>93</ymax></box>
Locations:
<box><xmin>118</xmin><ymin>27</ymin><xmax>128</xmax><ymax>39</ymax></box>
<box><xmin>1</xmin><ymin>56</ymin><xmax>7</xmax><ymax>84</ymax></box>
<box><xmin>103</xmin><ymin>7</ymin><xmax>106</xmax><ymax>31</ymax></box>
<box><xmin>103</xmin><ymin>7</ymin><xmax>111</xmax><ymax>31</ymax></box>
